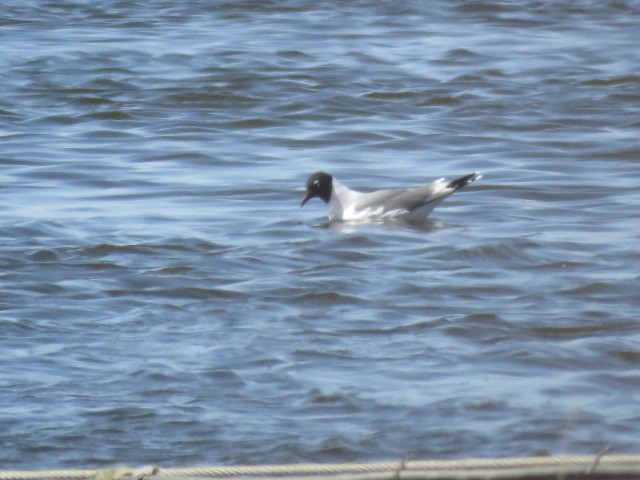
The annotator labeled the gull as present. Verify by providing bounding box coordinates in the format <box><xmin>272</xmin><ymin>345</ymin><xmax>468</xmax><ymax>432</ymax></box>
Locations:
<box><xmin>300</xmin><ymin>171</ymin><xmax>482</xmax><ymax>221</ymax></box>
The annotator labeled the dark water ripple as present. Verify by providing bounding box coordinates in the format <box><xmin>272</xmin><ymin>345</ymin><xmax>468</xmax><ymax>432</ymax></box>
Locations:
<box><xmin>1</xmin><ymin>0</ymin><xmax>640</xmax><ymax>470</ymax></box>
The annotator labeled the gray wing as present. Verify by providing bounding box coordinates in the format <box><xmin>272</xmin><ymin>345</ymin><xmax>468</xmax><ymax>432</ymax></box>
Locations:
<box><xmin>354</xmin><ymin>182</ymin><xmax>449</xmax><ymax>213</ymax></box>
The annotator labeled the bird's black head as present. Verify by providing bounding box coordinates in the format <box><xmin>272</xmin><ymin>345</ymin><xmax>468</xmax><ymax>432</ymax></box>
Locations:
<box><xmin>300</xmin><ymin>171</ymin><xmax>333</xmax><ymax>207</ymax></box>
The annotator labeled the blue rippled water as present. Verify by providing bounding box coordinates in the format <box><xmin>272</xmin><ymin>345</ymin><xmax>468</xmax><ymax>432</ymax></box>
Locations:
<box><xmin>1</xmin><ymin>0</ymin><xmax>639</xmax><ymax>469</ymax></box>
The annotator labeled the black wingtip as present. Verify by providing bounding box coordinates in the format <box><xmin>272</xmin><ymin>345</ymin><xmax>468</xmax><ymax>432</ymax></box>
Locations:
<box><xmin>447</xmin><ymin>172</ymin><xmax>482</xmax><ymax>191</ymax></box>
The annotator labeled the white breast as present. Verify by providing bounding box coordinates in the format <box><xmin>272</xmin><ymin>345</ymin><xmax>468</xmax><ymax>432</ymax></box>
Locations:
<box><xmin>327</xmin><ymin>179</ymin><xmax>364</xmax><ymax>221</ymax></box>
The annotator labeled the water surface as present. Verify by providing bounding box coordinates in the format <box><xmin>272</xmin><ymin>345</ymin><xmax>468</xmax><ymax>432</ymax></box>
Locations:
<box><xmin>1</xmin><ymin>0</ymin><xmax>639</xmax><ymax>469</ymax></box>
